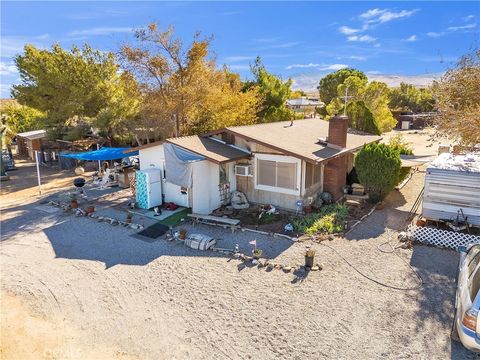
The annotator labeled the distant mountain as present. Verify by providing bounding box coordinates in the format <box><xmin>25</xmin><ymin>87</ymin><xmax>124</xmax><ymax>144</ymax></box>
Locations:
<box><xmin>290</xmin><ymin>71</ymin><xmax>441</xmax><ymax>92</ymax></box>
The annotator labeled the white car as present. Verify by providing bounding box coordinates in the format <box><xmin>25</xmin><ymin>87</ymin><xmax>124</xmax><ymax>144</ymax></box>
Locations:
<box><xmin>452</xmin><ymin>244</ymin><xmax>480</xmax><ymax>352</ymax></box>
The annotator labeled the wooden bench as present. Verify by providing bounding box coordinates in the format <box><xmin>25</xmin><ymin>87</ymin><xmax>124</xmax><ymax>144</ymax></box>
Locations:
<box><xmin>188</xmin><ymin>213</ymin><xmax>240</xmax><ymax>233</ymax></box>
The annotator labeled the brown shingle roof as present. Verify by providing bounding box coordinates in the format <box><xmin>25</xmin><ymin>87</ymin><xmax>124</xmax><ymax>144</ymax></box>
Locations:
<box><xmin>166</xmin><ymin>136</ymin><xmax>250</xmax><ymax>164</ymax></box>
<box><xmin>222</xmin><ymin>118</ymin><xmax>381</xmax><ymax>163</ymax></box>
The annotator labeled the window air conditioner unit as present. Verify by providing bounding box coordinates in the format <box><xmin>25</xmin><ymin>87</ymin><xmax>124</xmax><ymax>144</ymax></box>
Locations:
<box><xmin>235</xmin><ymin>164</ymin><xmax>253</xmax><ymax>177</ymax></box>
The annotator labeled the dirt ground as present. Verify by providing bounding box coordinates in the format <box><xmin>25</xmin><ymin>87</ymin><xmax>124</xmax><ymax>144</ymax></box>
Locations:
<box><xmin>0</xmin><ymin>131</ymin><xmax>476</xmax><ymax>359</ymax></box>
<box><xmin>1</xmin><ymin>158</ymin><xmax>94</xmax><ymax>209</ymax></box>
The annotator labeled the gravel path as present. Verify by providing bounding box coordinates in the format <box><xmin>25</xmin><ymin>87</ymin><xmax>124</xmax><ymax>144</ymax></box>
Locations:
<box><xmin>1</xmin><ymin>170</ymin><xmax>475</xmax><ymax>359</ymax></box>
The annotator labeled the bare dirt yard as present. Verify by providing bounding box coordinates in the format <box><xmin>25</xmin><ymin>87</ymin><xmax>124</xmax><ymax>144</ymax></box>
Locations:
<box><xmin>0</xmin><ymin>131</ymin><xmax>476</xmax><ymax>359</ymax></box>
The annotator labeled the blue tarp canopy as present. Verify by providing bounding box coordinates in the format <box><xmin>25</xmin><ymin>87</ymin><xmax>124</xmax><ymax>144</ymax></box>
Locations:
<box><xmin>60</xmin><ymin>147</ymin><xmax>138</xmax><ymax>161</ymax></box>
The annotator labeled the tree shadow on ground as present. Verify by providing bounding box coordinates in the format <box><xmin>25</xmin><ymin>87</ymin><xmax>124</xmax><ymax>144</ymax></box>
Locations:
<box><xmin>408</xmin><ymin>245</ymin><xmax>476</xmax><ymax>359</ymax></box>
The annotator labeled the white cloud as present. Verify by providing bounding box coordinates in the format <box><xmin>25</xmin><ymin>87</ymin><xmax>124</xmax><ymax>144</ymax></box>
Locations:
<box><xmin>339</xmin><ymin>26</ymin><xmax>361</xmax><ymax>35</ymax></box>
<box><xmin>0</xmin><ymin>83</ymin><xmax>13</xmax><ymax>98</ymax></box>
<box><xmin>360</xmin><ymin>8</ymin><xmax>418</xmax><ymax>24</ymax></box>
<box><xmin>347</xmin><ymin>35</ymin><xmax>376</xmax><ymax>43</ymax></box>
<box><xmin>360</xmin><ymin>8</ymin><xmax>385</xmax><ymax>20</ymax></box>
<box><xmin>426</xmin><ymin>31</ymin><xmax>444</xmax><ymax>38</ymax></box>
<box><xmin>464</xmin><ymin>15</ymin><xmax>475</xmax><ymax>22</ymax></box>
<box><xmin>0</xmin><ymin>34</ymin><xmax>49</xmax><ymax>58</ymax></box>
<box><xmin>0</xmin><ymin>62</ymin><xmax>17</xmax><ymax>76</ymax></box>
<box><xmin>253</xmin><ymin>37</ymin><xmax>279</xmax><ymax>43</ymax></box>
<box><xmin>286</xmin><ymin>63</ymin><xmax>320</xmax><ymax>70</ymax></box>
<box><xmin>66</xmin><ymin>9</ymin><xmax>130</xmax><ymax>20</ymax></box>
<box><xmin>67</xmin><ymin>27</ymin><xmax>132</xmax><ymax>37</ymax></box>
<box><xmin>447</xmin><ymin>23</ymin><xmax>477</xmax><ymax>31</ymax></box>
<box><xmin>228</xmin><ymin>64</ymin><xmax>250</xmax><ymax>71</ymax></box>
<box><xmin>405</xmin><ymin>35</ymin><xmax>418</xmax><ymax>42</ymax></box>
<box><xmin>286</xmin><ymin>63</ymin><xmax>348</xmax><ymax>71</ymax></box>
<box><xmin>267</xmin><ymin>41</ymin><xmax>302</xmax><ymax>49</ymax></box>
<box><xmin>224</xmin><ymin>56</ymin><xmax>254</xmax><ymax>62</ymax></box>
<box><xmin>349</xmin><ymin>55</ymin><xmax>367</xmax><ymax>61</ymax></box>
<box><xmin>321</xmin><ymin>64</ymin><xmax>348</xmax><ymax>71</ymax></box>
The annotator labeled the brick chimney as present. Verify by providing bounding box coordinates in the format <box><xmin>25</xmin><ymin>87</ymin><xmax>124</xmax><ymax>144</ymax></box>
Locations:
<box><xmin>328</xmin><ymin>115</ymin><xmax>348</xmax><ymax>149</ymax></box>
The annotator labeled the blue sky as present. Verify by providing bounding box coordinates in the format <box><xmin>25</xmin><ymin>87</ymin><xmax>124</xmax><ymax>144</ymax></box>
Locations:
<box><xmin>1</xmin><ymin>1</ymin><xmax>479</xmax><ymax>97</ymax></box>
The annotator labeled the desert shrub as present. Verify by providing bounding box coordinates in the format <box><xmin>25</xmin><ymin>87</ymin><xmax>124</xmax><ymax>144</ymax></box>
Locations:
<box><xmin>388</xmin><ymin>134</ymin><xmax>414</xmax><ymax>184</ymax></box>
<box><xmin>355</xmin><ymin>143</ymin><xmax>401</xmax><ymax>203</ymax></box>
<box><xmin>291</xmin><ymin>204</ymin><xmax>348</xmax><ymax>234</ymax></box>
<box><xmin>388</xmin><ymin>134</ymin><xmax>413</xmax><ymax>155</ymax></box>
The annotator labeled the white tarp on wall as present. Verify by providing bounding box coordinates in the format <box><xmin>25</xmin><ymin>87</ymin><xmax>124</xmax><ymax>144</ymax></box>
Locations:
<box><xmin>164</xmin><ymin>143</ymin><xmax>204</xmax><ymax>188</ymax></box>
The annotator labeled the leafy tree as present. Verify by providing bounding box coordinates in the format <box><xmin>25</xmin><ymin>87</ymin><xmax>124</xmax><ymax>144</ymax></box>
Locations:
<box><xmin>325</xmin><ymin>74</ymin><xmax>395</xmax><ymax>134</ymax></box>
<box><xmin>317</xmin><ymin>68</ymin><xmax>367</xmax><ymax>105</ymax></box>
<box><xmin>290</xmin><ymin>90</ymin><xmax>307</xmax><ymax>99</ymax></box>
<box><xmin>355</xmin><ymin>143</ymin><xmax>401</xmax><ymax>203</ymax></box>
<box><xmin>12</xmin><ymin>44</ymin><xmax>138</xmax><ymax>141</ymax></box>
<box><xmin>121</xmin><ymin>23</ymin><xmax>260</xmax><ymax>138</ymax></box>
<box><xmin>0</xmin><ymin>102</ymin><xmax>46</xmax><ymax>144</ymax></box>
<box><xmin>362</xmin><ymin>81</ymin><xmax>396</xmax><ymax>133</ymax></box>
<box><xmin>432</xmin><ymin>50</ymin><xmax>480</xmax><ymax>146</ymax></box>
<box><xmin>246</xmin><ymin>57</ymin><xmax>293</xmax><ymax>123</ymax></box>
<box><xmin>389</xmin><ymin>82</ymin><xmax>435</xmax><ymax>113</ymax></box>
<box><xmin>346</xmin><ymin>101</ymin><xmax>380</xmax><ymax>135</ymax></box>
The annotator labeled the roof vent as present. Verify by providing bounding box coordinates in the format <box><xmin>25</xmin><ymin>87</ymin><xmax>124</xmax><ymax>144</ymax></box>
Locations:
<box><xmin>317</xmin><ymin>137</ymin><xmax>329</xmax><ymax>146</ymax></box>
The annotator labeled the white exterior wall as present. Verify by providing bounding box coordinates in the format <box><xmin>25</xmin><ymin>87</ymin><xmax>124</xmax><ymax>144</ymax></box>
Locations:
<box><xmin>139</xmin><ymin>146</ymin><xmax>165</xmax><ymax>170</ymax></box>
<box><xmin>191</xmin><ymin>160</ymin><xmax>221</xmax><ymax>215</ymax></box>
<box><xmin>138</xmin><ymin>144</ymin><xmax>190</xmax><ymax>208</ymax></box>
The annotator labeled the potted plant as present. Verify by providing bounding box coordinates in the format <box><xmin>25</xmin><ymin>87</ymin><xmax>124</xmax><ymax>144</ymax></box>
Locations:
<box><xmin>305</xmin><ymin>248</ymin><xmax>316</xmax><ymax>268</ymax></box>
<box><xmin>126</xmin><ymin>211</ymin><xmax>133</xmax><ymax>224</ymax></box>
<box><xmin>179</xmin><ymin>229</ymin><xmax>187</xmax><ymax>240</ymax></box>
<box><xmin>252</xmin><ymin>248</ymin><xmax>263</xmax><ymax>259</ymax></box>
<box><xmin>70</xmin><ymin>194</ymin><xmax>78</xmax><ymax>209</ymax></box>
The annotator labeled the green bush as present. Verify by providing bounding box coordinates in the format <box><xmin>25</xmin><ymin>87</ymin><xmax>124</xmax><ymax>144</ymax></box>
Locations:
<box><xmin>355</xmin><ymin>143</ymin><xmax>401</xmax><ymax>203</ymax></box>
<box><xmin>388</xmin><ymin>134</ymin><xmax>414</xmax><ymax>184</ymax></box>
<box><xmin>291</xmin><ymin>204</ymin><xmax>348</xmax><ymax>235</ymax></box>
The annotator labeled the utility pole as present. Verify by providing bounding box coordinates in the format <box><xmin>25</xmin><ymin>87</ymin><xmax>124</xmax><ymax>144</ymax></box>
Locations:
<box><xmin>343</xmin><ymin>86</ymin><xmax>349</xmax><ymax>116</ymax></box>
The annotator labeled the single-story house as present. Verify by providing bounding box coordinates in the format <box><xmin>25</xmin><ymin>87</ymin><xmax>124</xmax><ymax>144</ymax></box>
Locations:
<box><xmin>16</xmin><ymin>130</ymin><xmax>46</xmax><ymax>160</ymax></box>
<box><xmin>126</xmin><ymin>116</ymin><xmax>381</xmax><ymax>214</ymax></box>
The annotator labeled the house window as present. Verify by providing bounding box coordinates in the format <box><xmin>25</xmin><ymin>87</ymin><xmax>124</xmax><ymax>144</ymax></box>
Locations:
<box><xmin>255</xmin><ymin>154</ymin><xmax>301</xmax><ymax>195</ymax></box>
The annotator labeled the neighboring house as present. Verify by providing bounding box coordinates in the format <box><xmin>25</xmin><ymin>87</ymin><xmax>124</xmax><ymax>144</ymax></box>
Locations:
<box><xmin>16</xmin><ymin>130</ymin><xmax>46</xmax><ymax>160</ymax></box>
<box><xmin>126</xmin><ymin>116</ymin><xmax>381</xmax><ymax>214</ymax></box>
<box><xmin>286</xmin><ymin>98</ymin><xmax>323</xmax><ymax>117</ymax></box>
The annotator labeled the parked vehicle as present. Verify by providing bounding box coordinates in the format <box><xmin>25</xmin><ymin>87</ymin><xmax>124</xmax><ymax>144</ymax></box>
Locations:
<box><xmin>452</xmin><ymin>244</ymin><xmax>480</xmax><ymax>352</ymax></box>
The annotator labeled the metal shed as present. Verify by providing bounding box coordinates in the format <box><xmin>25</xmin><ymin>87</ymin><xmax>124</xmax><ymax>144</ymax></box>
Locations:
<box><xmin>422</xmin><ymin>153</ymin><xmax>480</xmax><ymax>226</ymax></box>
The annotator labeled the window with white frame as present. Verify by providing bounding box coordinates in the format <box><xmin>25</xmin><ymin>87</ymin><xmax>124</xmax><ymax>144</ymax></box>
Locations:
<box><xmin>255</xmin><ymin>154</ymin><xmax>301</xmax><ymax>195</ymax></box>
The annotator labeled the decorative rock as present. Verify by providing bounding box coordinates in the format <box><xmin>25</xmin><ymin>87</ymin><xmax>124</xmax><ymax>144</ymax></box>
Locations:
<box><xmin>283</xmin><ymin>266</ymin><xmax>292</xmax><ymax>273</ymax></box>
<box><xmin>257</xmin><ymin>261</ymin><xmax>264</xmax><ymax>268</ymax></box>
<box><xmin>266</xmin><ymin>264</ymin><xmax>274</xmax><ymax>271</ymax></box>
<box><xmin>311</xmin><ymin>266</ymin><xmax>319</xmax><ymax>271</ymax></box>
<box><xmin>318</xmin><ymin>263</ymin><xmax>324</xmax><ymax>270</ymax></box>
<box><xmin>252</xmin><ymin>259</ymin><xmax>258</xmax><ymax>265</ymax></box>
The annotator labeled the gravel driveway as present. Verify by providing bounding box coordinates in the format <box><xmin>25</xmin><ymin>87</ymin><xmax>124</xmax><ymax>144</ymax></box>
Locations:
<box><xmin>1</xmin><ymin>169</ymin><xmax>475</xmax><ymax>359</ymax></box>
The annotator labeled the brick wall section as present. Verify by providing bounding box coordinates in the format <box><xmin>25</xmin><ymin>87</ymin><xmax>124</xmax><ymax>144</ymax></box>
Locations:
<box><xmin>323</xmin><ymin>155</ymin><xmax>347</xmax><ymax>201</ymax></box>
<box><xmin>328</xmin><ymin>115</ymin><xmax>348</xmax><ymax>148</ymax></box>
